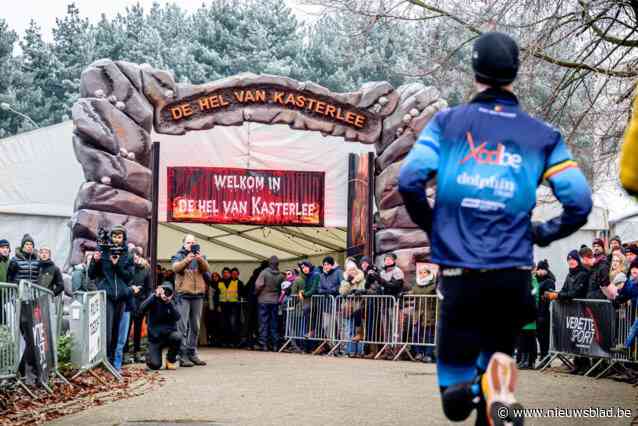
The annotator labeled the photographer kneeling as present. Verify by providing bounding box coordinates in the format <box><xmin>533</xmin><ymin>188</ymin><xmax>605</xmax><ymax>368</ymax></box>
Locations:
<box><xmin>139</xmin><ymin>282</ymin><xmax>182</xmax><ymax>370</ymax></box>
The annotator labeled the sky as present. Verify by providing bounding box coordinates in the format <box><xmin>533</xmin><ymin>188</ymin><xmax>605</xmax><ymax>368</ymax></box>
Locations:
<box><xmin>3</xmin><ymin>0</ymin><xmax>321</xmax><ymax>41</ymax></box>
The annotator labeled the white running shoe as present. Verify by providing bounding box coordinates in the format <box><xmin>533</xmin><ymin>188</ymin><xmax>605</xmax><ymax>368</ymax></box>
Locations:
<box><xmin>481</xmin><ymin>352</ymin><xmax>524</xmax><ymax>426</ymax></box>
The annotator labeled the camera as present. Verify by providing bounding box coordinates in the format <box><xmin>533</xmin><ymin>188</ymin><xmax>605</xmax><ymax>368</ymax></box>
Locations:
<box><xmin>160</xmin><ymin>283</ymin><xmax>173</xmax><ymax>298</ymax></box>
<box><xmin>96</xmin><ymin>226</ymin><xmax>126</xmax><ymax>257</ymax></box>
<box><xmin>190</xmin><ymin>244</ymin><xmax>200</xmax><ymax>255</ymax></box>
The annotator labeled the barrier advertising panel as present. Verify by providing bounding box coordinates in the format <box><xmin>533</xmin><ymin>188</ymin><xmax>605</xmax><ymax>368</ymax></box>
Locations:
<box><xmin>551</xmin><ymin>300</ymin><xmax>615</xmax><ymax>358</ymax></box>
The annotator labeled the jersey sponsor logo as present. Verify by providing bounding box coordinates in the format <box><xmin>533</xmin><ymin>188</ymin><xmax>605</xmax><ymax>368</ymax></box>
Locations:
<box><xmin>460</xmin><ymin>132</ymin><xmax>522</xmax><ymax>169</ymax></box>
<box><xmin>456</xmin><ymin>171</ymin><xmax>515</xmax><ymax>198</ymax></box>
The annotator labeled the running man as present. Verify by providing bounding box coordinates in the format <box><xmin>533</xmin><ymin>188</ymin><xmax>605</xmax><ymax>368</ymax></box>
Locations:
<box><xmin>399</xmin><ymin>32</ymin><xmax>592</xmax><ymax>426</ymax></box>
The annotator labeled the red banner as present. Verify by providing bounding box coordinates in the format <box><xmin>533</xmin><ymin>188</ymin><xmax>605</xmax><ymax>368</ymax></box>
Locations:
<box><xmin>167</xmin><ymin>167</ymin><xmax>325</xmax><ymax>226</ymax></box>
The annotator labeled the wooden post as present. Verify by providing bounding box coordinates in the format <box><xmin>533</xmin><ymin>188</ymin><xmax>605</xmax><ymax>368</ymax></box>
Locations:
<box><xmin>149</xmin><ymin>141</ymin><xmax>160</xmax><ymax>289</ymax></box>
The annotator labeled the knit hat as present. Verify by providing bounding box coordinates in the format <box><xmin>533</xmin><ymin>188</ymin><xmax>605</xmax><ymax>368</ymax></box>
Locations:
<box><xmin>360</xmin><ymin>256</ymin><xmax>372</xmax><ymax>265</ymax></box>
<box><xmin>322</xmin><ymin>256</ymin><xmax>335</xmax><ymax>266</ymax></box>
<box><xmin>630</xmin><ymin>259</ymin><xmax>638</xmax><ymax>271</ymax></box>
<box><xmin>611</xmin><ymin>235</ymin><xmax>622</xmax><ymax>244</ymax></box>
<box><xmin>472</xmin><ymin>32</ymin><xmax>519</xmax><ymax>86</ymax></box>
<box><xmin>627</xmin><ymin>245</ymin><xmax>638</xmax><ymax>257</ymax></box>
<box><xmin>0</xmin><ymin>239</ymin><xmax>9</xmax><ymax>248</ymax></box>
<box><xmin>536</xmin><ymin>259</ymin><xmax>549</xmax><ymax>271</ymax></box>
<box><xmin>20</xmin><ymin>234</ymin><xmax>34</xmax><ymax>249</ymax></box>
<box><xmin>567</xmin><ymin>250</ymin><xmax>580</xmax><ymax>262</ymax></box>
<box><xmin>110</xmin><ymin>225</ymin><xmax>126</xmax><ymax>237</ymax></box>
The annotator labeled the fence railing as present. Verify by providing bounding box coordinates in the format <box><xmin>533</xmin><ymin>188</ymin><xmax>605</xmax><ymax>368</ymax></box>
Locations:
<box><xmin>280</xmin><ymin>294</ymin><xmax>436</xmax><ymax>359</ymax></box>
<box><xmin>0</xmin><ymin>283</ymin><xmax>20</xmax><ymax>382</ymax></box>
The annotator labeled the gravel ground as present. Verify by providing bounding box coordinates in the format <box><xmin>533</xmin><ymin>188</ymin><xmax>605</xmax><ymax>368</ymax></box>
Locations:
<box><xmin>48</xmin><ymin>348</ymin><xmax>638</xmax><ymax>426</ymax></box>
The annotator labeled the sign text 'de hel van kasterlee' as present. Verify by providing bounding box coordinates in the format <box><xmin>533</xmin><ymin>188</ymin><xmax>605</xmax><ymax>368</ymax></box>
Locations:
<box><xmin>167</xmin><ymin>167</ymin><xmax>325</xmax><ymax>227</ymax></box>
<box><xmin>163</xmin><ymin>86</ymin><xmax>368</xmax><ymax>130</ymax></box>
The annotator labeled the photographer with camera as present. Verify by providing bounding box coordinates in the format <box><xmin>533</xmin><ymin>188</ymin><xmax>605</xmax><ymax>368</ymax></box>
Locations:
<box><xmin>138</xmin><ymin>282</ymin><xmax>182</xmax><ymax>370</ymax></box>
<box><xmin>171</xmin><ymin>234</ymin><xmax>209</xmax><ymax>367</ymax></box>
<box><xmin>88</xmin><ymin>225</ymin><xmax>134</xmax><ymax>365</ymax></box>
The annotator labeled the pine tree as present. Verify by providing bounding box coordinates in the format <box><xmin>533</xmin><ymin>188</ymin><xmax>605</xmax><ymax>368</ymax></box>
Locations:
<box><xmin>0</xmin><ymin>19</ymin><xmax>19</xmax><ymax>137</ymax></box>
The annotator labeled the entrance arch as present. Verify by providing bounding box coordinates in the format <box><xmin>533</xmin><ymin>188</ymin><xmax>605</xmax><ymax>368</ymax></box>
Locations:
<box><xmin>69</xmin><ymin>59</ymin><xmax>447</xmax><ymax>282</ymax></box>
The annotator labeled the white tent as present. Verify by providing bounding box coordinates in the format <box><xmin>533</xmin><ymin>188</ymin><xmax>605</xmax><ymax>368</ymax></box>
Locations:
<box><xmin>0</xmin><ymin>120</ymin><xmax>372</xmax><ymax>274</ymax></box>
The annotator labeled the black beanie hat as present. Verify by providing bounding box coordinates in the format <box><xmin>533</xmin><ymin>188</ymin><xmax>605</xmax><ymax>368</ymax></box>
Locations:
<box><xmin>0</xmin><ymin>239</ymin><xmax>9</xmax><ymax>248</ymax></box>
<box><xmin>628</xmin><ymin>245</ymin><xmax>638</xmax><ymax>257</ymax></box>
<box><xmin>21</xmin><ymin>234</ymin><xmax>34</xmax><ymax>249</ymax></box>
<box><xmin>472</xmin><ymin>32</ymin><xmax>519</xmax><ymax>86</ymax></box>
<box><xmin>630</xmin><ymin>259</ymin><xmax>638</xmax><ymax>271</ymax></box>
<box><xmin>536</xmin><ymin>259</ymin><xmax>549</xmax><ymax>271</ymax></box>
<box><xmin>567</xmin><ymin>250</ymin><xmax>580</xmax><ymax>262</ymax></box>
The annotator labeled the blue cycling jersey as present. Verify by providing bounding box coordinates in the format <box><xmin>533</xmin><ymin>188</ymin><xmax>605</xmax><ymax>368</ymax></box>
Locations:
<box><xmin>398</xmin><ymin>88</ymin><xmax>593</xmax><ymax>269</ymax></box>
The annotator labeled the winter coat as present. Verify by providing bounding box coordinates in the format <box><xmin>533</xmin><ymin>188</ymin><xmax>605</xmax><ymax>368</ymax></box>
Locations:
<box><xmin>138</xmin><ymin>294</ymin><xmax>181</xmax><ymax>343</ymax></box>
<box><xmin>617</xmin><ymin>279</ymin><xmax>638</xmax><ymax>305</ymax></box>
<box><xmin>171</xmin><ymin>248</ymin><xmax>209</xmax><ymax>297</ymax></box>
<box><xmin>299</xmin><ymin>267</ymin><xmax>320</xmax><ymax>304</ymax></box>
<box><xmin>522</xmin><ymin>277</ymin><xmax>540</xmax><ymax>331</ymax></box>
<box><xmin>244</xmin><ymin>263</ymin><xmax>268</xmax><ymax>303</ymax></box>
<box><xmin>558</xmin><ymin>266</ymin><xmax>589</xmax><ymax>301</ymax></box>
<box><xmin>363</xmin><ymin>266</ymin><xmax>383</xmax><ymax>295</ymax></box>
<box><xmin>339</xmin><ymin>268</ymin><xmax>366</xmax><ymax>296</ymax></box>
<box><xmin>255</xmin><ymin>267</ymin><xmax>284</xmax><ymax>304</ymax></box>
<box><xmin>537</xmin><ymin>272</ymin><xmax>556</xmax><ymax>323</ymax></box>
<box><xmin>88</xmin><ymin>249</ymin><xmax>134</xmax><ymax>303</ymax></box>
<box><xmin>7</xmin><ymin>249</ymin><xmax>39</xmax><ymax>284</ymax></box>
<box><xmin>289</xmin><ymin>276</ymin><xmax>306</xmax><ymax>296</ymax></box>
<box><xmin>71</xmin><ymin>264</ymin><xmax>97</xmax><ymax>292</ymax></box>
<box><xmin>0</xmin><ymin>255</ymin><xmax>9</xmax><ymax>283</ymax></box>
<box><xmin>379</xmin><ymin>266</ymin><xmax>408</xmax><ymax>296</ymax></box>
<box><xmin>318</xmin><ymin>267</ymin><xmax>342</xmax><ymax>296</ymax></box>
<box><xmin>38</xmin><ymin>259</ymin><xmax>64</xmax><ymax>296</ymax></box>
<box><xmin>586</xmin><ymin>257</ymin><xmax>611</xmax><ymax>300</ymax></box>
<box><xmin>130</xmin><ymin>263</ymin><xmax>151</xmax><ymax>310</ymax></box>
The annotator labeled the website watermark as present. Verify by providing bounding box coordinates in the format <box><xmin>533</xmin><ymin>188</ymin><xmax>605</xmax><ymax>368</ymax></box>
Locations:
<box><xmin>498</xmin><ymin>406</ymin><xmax>633</xmax><ymax>419</ymax></box>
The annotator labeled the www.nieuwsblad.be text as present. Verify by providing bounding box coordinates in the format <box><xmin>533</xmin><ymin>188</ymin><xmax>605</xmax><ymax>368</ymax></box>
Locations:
<box><xmin>498</xmin><ymin>406</ymin><xmax>633</xmax><ymax>419</ymax></box>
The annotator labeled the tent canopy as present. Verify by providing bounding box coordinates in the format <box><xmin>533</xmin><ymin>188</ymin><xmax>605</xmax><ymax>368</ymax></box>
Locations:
<box><xmin>0</xmin><ymin>120</ymin><xmax>366</xmax><ymax>267</ymax></box>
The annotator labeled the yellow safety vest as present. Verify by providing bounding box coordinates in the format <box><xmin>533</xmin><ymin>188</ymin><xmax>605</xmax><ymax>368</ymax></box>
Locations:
<box><xmin>219</xmin><ymin>280</ymin><xmax>239</xmax><ymax>303</ymax></box>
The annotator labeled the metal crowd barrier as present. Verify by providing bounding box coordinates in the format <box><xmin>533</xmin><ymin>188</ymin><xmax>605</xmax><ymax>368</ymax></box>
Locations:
<box><xmin>0</xmin><ymin>283</ymin><xmax>20</xmax><ymax>382</ymax></box>
<box><xmin>281</xmin><ymin>294</ymin><xmax>430</xmax><ymax>360</ymax></box>
<box><xmin>539</xmin><ymin>298</ymin><xmax>638</xmax><ymax>379</ymax></box>
<box><xmin>18</xmin><ymin>280</ymin><xmax>71</xmax><ymax>393</ymax></box>
<box><xmin>69</xmin><ymin>291</ymin><xmax>121</xmax><ymax>381</ymax></box>
<box><xmin>394</xmin><ymin>295</ymin><xmax>438</xmax><ymax>361</ymax></box>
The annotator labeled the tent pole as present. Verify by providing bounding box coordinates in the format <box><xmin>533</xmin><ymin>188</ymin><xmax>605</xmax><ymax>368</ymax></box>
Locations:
<box><xmin>149</xmin><ymin>141</ymin><xmax>160</xmax><ymax>289</ymax></box>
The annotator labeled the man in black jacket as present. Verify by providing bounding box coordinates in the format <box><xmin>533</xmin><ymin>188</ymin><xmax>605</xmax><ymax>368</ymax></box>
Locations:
<box><xmin>138</xmin><ymin>282</ymin><xmax>182</xmax><ymax>370</ymax></box>
<box><xmin>8</xmin><ymin>234</ymin><xmax>39</xmax><ymax>284</ymax></box>
<box><xmin>586</xmin><ymin>239</ymin><xmax>611</xmax><ymax>299</ymax></box>
<box><xmin>37</xmin><ymin>246</ymin><xmax>64</xmax><ymax>296</ymax></box>
<box><xmin>556</xmin><ymin>250</ymin><xmax>590</xmax><ymax>301</ymax></box>
<box><xmin>88</xmin><ymin>225</ymin><xmax>134</xmax><ymax>364</ymax></box>
<box><xmin>535</xmin><ymin>260</ymin><xmax>555</xmax><ymax>361</ymax></box>
<box><xmin>125</xmin><ymin>247</ymin><xmax>151</xmax><ymax>363</ymax></box>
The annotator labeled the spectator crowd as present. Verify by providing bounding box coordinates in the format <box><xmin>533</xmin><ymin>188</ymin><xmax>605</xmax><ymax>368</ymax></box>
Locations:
<box><xmin>3</xmin><ymin>226</ymin><xmax>637</xmax><ymax>374</ymax></box>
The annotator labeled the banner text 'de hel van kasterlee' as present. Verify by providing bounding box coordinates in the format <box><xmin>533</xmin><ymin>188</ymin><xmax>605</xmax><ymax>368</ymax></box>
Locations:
<box><xmin>162</xmin><ymin>86</ymin><xmax>368</xmax><ymax>130</ymax></box>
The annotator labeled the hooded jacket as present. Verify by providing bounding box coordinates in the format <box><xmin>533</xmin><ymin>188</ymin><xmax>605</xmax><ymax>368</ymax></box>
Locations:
<box><xmin>379</xmin><ymin>264</ymin><xmax>408</xmax><ymax>296</ymax></box>
<box><xmin>88</xmin><ymin>226</ymin><xmax>134</xmax><ymax>302</ymax></box>
<box><xmin>255</xmin><ymin>257</ymin><xmax>284</xmax><ymax>304</ymax></box>
<box><xmin>171</xmin><ymin>248</ymin><xmax>209</xmax><ymax>297</ymax></box>
<box><xmin>38</xmin><ymin>258</ymin><xmax>64</xmax><ymax>296</ymax></box>
<box><xmin>339</xmin><ymin>259</ymin><xmax>366</xmax><ymax>296</ymax></box>
<box><xmin>298</xmin><ymin>263</ymin><xmax>320</xmax><ymax>303</ymax></box>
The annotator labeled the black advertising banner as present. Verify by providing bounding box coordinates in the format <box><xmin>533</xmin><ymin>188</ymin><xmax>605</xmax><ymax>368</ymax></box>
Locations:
<box><xmin>551</xmin><ymin>300</ymin><xmax>615</xmax><ymax>358</ymax></box>
<box><xmin>20</xmin><ymin>296</ymin><xmax>55</xmax><ymax>384</ymax></box>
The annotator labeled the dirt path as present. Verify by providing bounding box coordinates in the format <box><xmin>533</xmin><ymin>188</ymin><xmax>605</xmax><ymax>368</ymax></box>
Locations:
<box><xmin>48</xmin><ymin>348</ymin><xmax>638</xmax><ymax>425</ymax></box>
